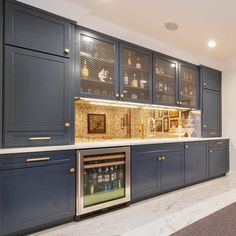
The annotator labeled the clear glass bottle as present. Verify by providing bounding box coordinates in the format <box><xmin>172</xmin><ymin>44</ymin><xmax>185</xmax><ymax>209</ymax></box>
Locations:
<box><xmin>131</xmin><ymin>73</ymin><xmax>138</xmax><ymax>87</ymax></box>
<box><xmin>81</xmin><ymin>60</ymin><xmax>89</xmax><ymax>78</ymax></box>
<box><xmin>127</xmin><ymin>51</ymin><xmax>132</xmax><ymax>66</ymax></box>
<box><xmin>123</xmin><ymin>72</ymin><xmax>129</xmax><ymax>85</ymax></box>
<box><xmin>136</xmin><ymin>57</ymin><xmax>142</xmax><ymax>69</ymax></box>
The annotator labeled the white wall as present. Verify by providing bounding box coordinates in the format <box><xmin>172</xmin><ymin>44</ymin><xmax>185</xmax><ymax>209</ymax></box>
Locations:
<box><xmin>222</xmin><ymin>60</ymin><xmax>236</xmax><ymax>170</ymax></box>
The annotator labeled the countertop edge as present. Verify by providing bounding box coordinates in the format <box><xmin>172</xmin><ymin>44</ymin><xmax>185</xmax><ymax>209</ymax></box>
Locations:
<box><xmin>0</xmin><ymin>137</ymin><xmax>230</xmax><ymax>155</ymax></box>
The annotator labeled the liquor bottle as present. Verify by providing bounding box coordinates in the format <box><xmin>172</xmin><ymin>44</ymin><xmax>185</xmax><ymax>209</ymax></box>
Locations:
<box><xmin>131</xmin><ymin>73</ymin><xmax>138</xmax><ymax>88</ymax></box>
<box><xmin>83</xmin><ymin>169</ymin><xmax>88</xmax><ymax>195</ymax></box>
<box><xmin>163</xmin><ymin>117</ymin><xmax>169</xmax><ymax>132</ymax></box>
<box><xmin>110</xmin><ymin>166</ymin><xmax>117</xmax><ymax>190</ymax></box>
<box><xmin>92</xmin><ymin>168</ymin><xmax>98</xmax><ymax>192</ymax></box>
<box><xmin>117</xmin><ymin>165</ymin><xmax>124</xmax><ymax>188</ymax></box>
<box><xmin>127</xmin><ymin>51</ymin><xmax>132</xmax><ymax>66</ymax></box>
<box><xmin>81</xmin><ymin>60</ymin><xmax>89</xmax><ymax>78</ymax></box>
<box><xmin>189</xmin><ymin>86</ymin><xmax>193</xmax><ymax>96</ymax></box>
<box><xmin>140</xmin><ymin>72</ymin><xmax>146</xmax><ymax>89</ymax></box>
<box><xmin>123</xmin><ymin>72</ymin><xmax>129</xmax><ymax>85</ymax></box>
<box><xmin>103</xmin><ymin>167</ymin><xmax>111</xmax><ymax>192</ymax></box>
<box><xmin>136</xmin><ymin>57</ymin><xmax>142</xmax><ymax>69</ymax></box>
<box><xmin>158</xmin><ymin>79</ymin><xmax>164</xmax><ymax>92</ymax></box>
<box><xmin>87</xmin><ymin>170</ymin><xmax>94</xmax><ymax>194</ymax></box>
<box><xmin>97</xmin><ymin>167</ymin><xmax>103</xmax><ymax>192</ymax></box>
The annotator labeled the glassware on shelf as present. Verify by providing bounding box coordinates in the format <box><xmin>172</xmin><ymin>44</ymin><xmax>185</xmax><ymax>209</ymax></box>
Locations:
<box><xmin>140</xmin><ymin>72</ymin><xmax>146</xmax><ymax>89</ymax></box>
<box><xmin>189</xmin><ymin>86</ymin><xmax>193</xmax><ymax>96</ymax></box>
<box><xmin>81</xmin><ymin>60</ymin><xmax>89</xmax><ymax>78</ymax></box>
<box><xmin>155</xmin><ymin>63</ymin><xmax>159</xmax><ymax>74</ymax></box>
<box><xmin>136</xmin><ymin>57</ymin><xmax>142</xmax><ymax>69</ymax></box>
<box><xmin>98</xmin><ymin>69</ymin><xmax>112</xmax><ymax>82</ymax></box>
<box><xmin>131</xmin><ymin>93</ymin><xmax>138</xmax><ymax>99</ymax></box>
<box><xmin>123</xmin><ymin>72</ymin><xmax>129</xmax><ymax>85</ymax></box>
<box><xmin>131</xmin><ymin>73</ymin><xmax>138</xmax><ymax>88</ymax></box>
<box><xmin>158</xmin><ymin>80</ymin><xmax>164</xmax><ymax>92</ymax></box>
<box><xmin>127</xmin><ymin>51</ymin><xmax>132</xmax><ymax>66</ymax></box>
<box><xmin>164</xmin><ymin>83</ymin><xmax>168</xmax><ymax>92</ymax></box>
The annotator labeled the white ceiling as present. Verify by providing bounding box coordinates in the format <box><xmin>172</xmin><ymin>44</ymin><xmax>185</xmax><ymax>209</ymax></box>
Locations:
<box><xmin>67</xmin><ymin>0</ymin><xmax>236</xmax><ymax>61</ymax></box>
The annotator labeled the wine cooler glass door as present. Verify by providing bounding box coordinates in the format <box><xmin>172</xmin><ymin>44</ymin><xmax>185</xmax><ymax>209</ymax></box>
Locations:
<box><xmin>76</xmin><ymin>147</ymin><xmax>130</xmax><ymax>215</ymax></box>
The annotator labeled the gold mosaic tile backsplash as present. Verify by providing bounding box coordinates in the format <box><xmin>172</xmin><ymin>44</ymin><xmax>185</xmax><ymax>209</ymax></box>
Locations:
<box><xmin>75</xmin><ymin>100</ymin><xmax>201</xmax><ymax>142</ymax></box>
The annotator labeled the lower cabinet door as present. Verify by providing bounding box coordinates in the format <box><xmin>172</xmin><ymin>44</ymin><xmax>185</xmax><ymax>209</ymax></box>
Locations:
<box><xmin>209</xmin><ymin>146</ymin><xmax>229</xmax><ymax>178</ymax></box>
<box><xmin>185</xmin><ymin>142</ymin><xmax>208</xmax><ymax>184</ymax></box>
<box><xmin>132</xmin><ymin>152</ymin><xmax>159</xmax><ymax>200</ymax></box>
<box><xmin>160</xmin><ymin>151</ymin><xmax>184</xmax><ymax>192</ymax></box>
<box><xmin>0</xmin><ymin>163</ymin><xmax>75</xmax><ymax>236</ymax></box>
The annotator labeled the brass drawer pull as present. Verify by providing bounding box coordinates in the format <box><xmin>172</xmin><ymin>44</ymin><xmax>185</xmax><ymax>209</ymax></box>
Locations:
<box><xmin>158</xmin><ymin>156</ymin><xmax>162</xmax><ymax>160</ymax></box>
<box><xmin>29</xmin><ymin>137</ymin><xmax>51</xmax><ymax>141</ymax></box>
<box><xmin>64</xmin><ymin>48</ymin><xmax>70</xmax><ymax>54</ymax></box>
<box><xmin>162</xmin><ymin>156</ymin><xmax>166</xmax><ymax>160</ymax></box>
<box><xmin>209</xmin><ymin>150</ymin><xmax>213</xmax><ymax>153</ymax></box>
<box><xmin>216</xmin><ymin>141</ymin><xmax>223</xmax><ymax>145</ymax></box>
<box><xmin>26</xmin><ymin>157</ymin><xmax>50</xmax><ymax>162</ymax></box>
<box><xmin>209</xmin><ymin>132</ymin><xmax>216</xmax><ymax>135</ymax></box>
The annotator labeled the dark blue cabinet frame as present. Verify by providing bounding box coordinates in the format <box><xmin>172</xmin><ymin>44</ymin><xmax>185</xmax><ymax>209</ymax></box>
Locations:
<box><xmin>0</xmin><ymin>0</ymin><xmax>3</xmax><ymax>148</ymax></box>
<box><xmin>119</xmin><ymin>43</ymin><xmax>153</xmax><ymax>104</ymax></box>
<box><xmin>76</xmin><ymin>28</ymin><xmax>120</xmax><ymax>101</ymax></box>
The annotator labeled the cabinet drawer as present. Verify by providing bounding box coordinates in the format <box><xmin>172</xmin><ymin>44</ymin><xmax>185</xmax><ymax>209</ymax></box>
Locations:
<box><xmin>202</xmin><ymin>129</ymin><xmax>220</xmax><ymax>137</ymax></box>
<box><xmin>0</xmin><ymin>150</ymin><xmax>75</xmax><ymax>170</ymax></box>
<box><xmin>132</xmin><ymin>143</ymin><xmax>184</xmax><ymax>154</ymax></box>
<box><xmin>209</xmin><ymin>139</ymin><xmax>229</xmax><ymax>147</ymax></box>
<box><xmin>5</xmin><ymin>1</ymin><xmax>73</xmax><ymax>57</ymax></box>
<box><xmin>4</xmin><ymin>132</ymin><xmax>71</xmax><ymax>148</ymax></box>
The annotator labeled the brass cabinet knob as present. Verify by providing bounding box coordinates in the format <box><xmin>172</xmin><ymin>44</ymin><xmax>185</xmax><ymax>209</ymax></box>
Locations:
<box><xmin>209</xmin><ymin>150</ymin><xmax>213</xmax><ymax>153</ymax></box>
<box><xmin>203</xmin><ymin>82</ymin><xmax>207</xmax><ymax>87</ymax></box>
<box><xmin>158</xmin><ymin>157</ymin><xmax>162</xmax><ymax>161</ymax></box>
<box><xmin>120</xmin><ymin>94</ymin><xmax>124</xmax><ymax>98</ymax></box>
<box><xmin>64</xmin><ymin>48</ymin><xmax>70</xmax><ymax>54</ymax></box>
<box><xmin>185</xmin><ymin>145</ymin><xmax>189</xmax><ymax>149</ymax></box>
<box><xmin>176</xmin><ymin>101</ymin><xmax>180</xmax><ymax>105</ymax></box>
<box><xmin>69</xmin><ymin>168</ymin><xmax>75</xmax><ymax>173</ymax></box>
<box><xmin>179</xmin><ymin>101</ymin><xmax>182</xmax><ymax>105</ymax></box>
<box><xmin>204</xmin><ymin>124</ymin><xmax>207</xmax><ymax>128</ymax></box>
<box><xmin>65</xmin><ymin>122</ymin><xmax>70</xmax><ymax>128</ymax></box>
<box><xmin>162</xmin><ymin>156</ymin><xmax>165</xmax><ymax>160</ymax></box>
<box><xmin>116</xmin><ymin>93</ymin><xmax>120</xmax><ymax>98</ymax></box>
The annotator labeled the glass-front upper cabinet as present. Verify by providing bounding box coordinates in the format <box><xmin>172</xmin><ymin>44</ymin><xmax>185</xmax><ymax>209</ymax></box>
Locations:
<box><xmin>77</xmin><ymin>30</ymin><xmax>119</xmax><ymax>100</ymax></box>
<box><xmin>120</xmin><ymin>44</ymin><xmax>152</xmax><ymax>103</ymax></box>
<box><xmin>153</xmin><ymin>55</ymin><xmax>178</xmax><ymax>106</ymax></box>
<box><xmin>179</xmin><ymin>62</ymin><xmax>199</xmax><ymax>108</ymax></box>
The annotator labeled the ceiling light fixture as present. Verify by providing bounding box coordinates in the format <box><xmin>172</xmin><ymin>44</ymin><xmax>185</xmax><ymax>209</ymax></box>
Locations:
<box><xmin>164</xmin><ymin>22</ymin><xmax>179</xmax><ymax>31</ymax></box>
<box><xmin>208</xmin><ymin>40</ymin><xmax>216</xmax><ymax>48</ymax></box>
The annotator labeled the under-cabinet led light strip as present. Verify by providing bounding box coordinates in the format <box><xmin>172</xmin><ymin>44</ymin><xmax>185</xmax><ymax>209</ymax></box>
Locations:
<box><xmin>76</xmin><ymin>97</ymin><xmax>194</xmax><ymax>111</ymax></box>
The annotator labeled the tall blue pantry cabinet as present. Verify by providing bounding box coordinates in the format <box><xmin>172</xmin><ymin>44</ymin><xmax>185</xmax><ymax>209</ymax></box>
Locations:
<box><xmin>3</xmin><ymin>0</ymin><xmax>76</xmax><ymax>147</ymax></box>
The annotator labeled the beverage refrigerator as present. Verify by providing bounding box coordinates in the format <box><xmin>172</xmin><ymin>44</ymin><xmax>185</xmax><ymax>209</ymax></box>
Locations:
<box><xmin>76</xmin><ymin>147</ymin><xmax>131</xmax><ymax>219</ymax></box>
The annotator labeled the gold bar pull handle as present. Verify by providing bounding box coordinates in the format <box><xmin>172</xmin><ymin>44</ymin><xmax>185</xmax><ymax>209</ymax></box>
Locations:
<box><xmin>29</xmin><ymin>137</ymin><xmax>51</xmax><ymax>141</ymax></box>
<box><xmin>26</xmin><ymin>157</ymin><xmax>50</xmax><ymax>162</ymax></box>
<box><xmin>216</xmin><ymin>141</ymin><xmax>223</xmax><ymax>145</ymax></box>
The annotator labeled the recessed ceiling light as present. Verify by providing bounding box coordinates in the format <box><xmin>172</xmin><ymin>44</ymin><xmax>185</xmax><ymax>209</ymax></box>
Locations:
<box><xmin>164</xmin><ymin>22</ymin><xmax>179</xmax><ymax>31</ymax></box>
<box><xmin>208</xmin><ymin>40</ymin><xmax>216</xmax><ymax>48</ymax></box>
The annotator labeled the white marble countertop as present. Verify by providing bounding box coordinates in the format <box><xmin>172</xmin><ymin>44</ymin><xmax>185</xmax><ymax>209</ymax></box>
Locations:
<box><xmin>0</xmin><ymin>137</ymin><xmax>229</xmax><ymax>154</ymax></box>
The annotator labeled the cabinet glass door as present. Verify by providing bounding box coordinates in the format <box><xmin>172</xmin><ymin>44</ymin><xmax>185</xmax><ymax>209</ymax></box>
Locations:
<box><xmin>120</xmin><ymin>44</ymin><xmax>151</xmax><ymax>103</ymax></box>
<box><xmin>179</xmin><ymin>63</ymin><xmax>198</xmax><ymax>108</ymax></box>
<box><xmin>153</xmin><ymin>56</ymin><xmax>177</xmax><ymax>106</ymax></box>
<box><xmin>78</xmin><ymin>32</ymin><xmax>118</xmax><ymax>100</ymax></box>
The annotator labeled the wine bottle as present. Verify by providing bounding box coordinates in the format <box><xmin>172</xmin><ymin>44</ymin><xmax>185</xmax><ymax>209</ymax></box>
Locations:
<box><xmin>87</xmin><ymin>170</ymin><xmax>94</xmax><ymax>194</ymax></box>
<box><xmin>83</xmin><ymin>169</ymin><xmax>88</xmax><ymax>195</ymax></box>
<box><xmin>81</xmin><ymin>60</ymin><xmax>89</xmax><ymax>78</ymax></box>
<box><xmin>127</xmin><ymin>51</ymin><xmax>132</xmax><ymax>66</ymax></box>
<box><xmin>110</xmin><ymin>166</ymin><xmax>117</xmax><ymax>190</ymax></box>
<box><xmin>92</xmin><ymin>168</ymin><xmax>98</xmax><ymax>192</ymax></box>
<box><xmin>97</xmin><ymin>167</ymin><xmax>103</xmax><ymax>192</ymax></box>
<box><xmin>131</xmin><ymin>73</ymin><xmax>138</xmax><ymax>88</ymax></box>
<box><xmin>103</xmin><ymin>167</ymin><xmax>111</xmax><ymax>192</ymax></box>
<box><xmin>123</xmin><ymin>72</ymin><xmax>129</xmax><ymax>85</ymax></box>
<box><xmin>117</xmin><ymin>165</ymin><xmax>124</xmax><ymax>188</ymax></box>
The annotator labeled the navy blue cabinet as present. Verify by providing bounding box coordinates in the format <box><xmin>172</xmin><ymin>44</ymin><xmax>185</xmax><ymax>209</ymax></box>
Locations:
<box><xmin>132</xmin><ymin>143</ymin><xmax>184</xmax><ymax>201</ymax></box>
<box><xmin>201</xmin><ymin>66</ymin><xmax>221</xmax><ymax>137</ymax></box>
<box><xmin>132</xmin><ymin>151</ymin><xmax>158</xmax><ymax>199</ymax></box>
<box><xmin>184</xmin><ymin>141</ymin><xmax>208</xmax><ymax>184</ymax></box>
<box><xmin>76</xmin><ymin>28</ymin><xmax>119</xmax><ymax>101</ymax></box>
<box><xmin>153</xmin><ymin>54</ymin><xmax>199</xmax><ymax>109</ymax></box>
<box><xmin>120</xmin><ymin>43</ymin><xmax>152</xmax><ymax>104</ymax></box>
<box><xmin>5</xmin><ymin>0</ymin><xmax>74</xmax><ymax>58</ymax></box>
<box><xmin>159</xmin><ymin>150</ymin><xmax>184</xmax><ymax>192</ymax></box>
<box><xmin>0</xmin><ymin>0</ymin><xmax>3</xmax><ymax>148</ymax></box>
<box><xmin>4</xmin><ymin>46</ymin><xmax>73</xmax><ymax>147</ymax></box>
<box><xmin>208</xmin><ymin>140</ymin><xmax>229</xmax><ymax>178</ymax></box>
<box><xmin>0</xmin><ymin>150</ymin><xmax>75</xmax><ymax>236</ymax></box>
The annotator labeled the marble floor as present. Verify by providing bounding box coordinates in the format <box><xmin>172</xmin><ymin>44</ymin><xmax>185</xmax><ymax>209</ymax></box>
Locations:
<box><xmin>31</xmin><ymin>171</ymin><xmax>236</xmax><ymax>236</ymax></box>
